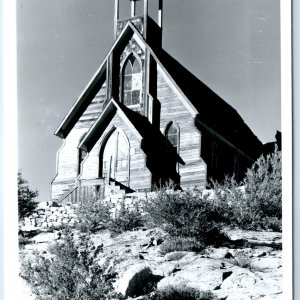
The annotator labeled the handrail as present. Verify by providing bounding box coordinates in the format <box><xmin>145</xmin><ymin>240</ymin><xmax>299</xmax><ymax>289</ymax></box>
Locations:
<box><xmin>57</xmin><ymin>186</ymin><xmax>78</xmax><ymax>204</ymax></box>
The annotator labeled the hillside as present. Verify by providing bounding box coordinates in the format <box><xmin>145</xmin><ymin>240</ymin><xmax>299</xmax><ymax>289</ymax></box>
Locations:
<box><xmin>19</xmin><ymin>224</ymin><xmax>282</xmax><ymax>300</ymax></box>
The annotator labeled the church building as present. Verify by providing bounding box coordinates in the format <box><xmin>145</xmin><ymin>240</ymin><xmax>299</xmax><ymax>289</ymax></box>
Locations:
<box><xmin>51</xmin><ymin>0</ymin><xmax>263</xmax><ymax>203</ymax></box>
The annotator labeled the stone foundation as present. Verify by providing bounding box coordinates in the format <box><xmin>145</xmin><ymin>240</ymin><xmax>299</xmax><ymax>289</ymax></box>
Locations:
<box><xmin>19</xmin><ymin>192</ymin><xmax>149</xmax><ymax>231</ymax></box>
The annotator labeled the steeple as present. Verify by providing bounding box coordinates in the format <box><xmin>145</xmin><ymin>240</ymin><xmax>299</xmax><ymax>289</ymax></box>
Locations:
<box><xmin>114</xmin><ymin>0</ymin><xmax>163</xmax><ymax>45</ymax></box>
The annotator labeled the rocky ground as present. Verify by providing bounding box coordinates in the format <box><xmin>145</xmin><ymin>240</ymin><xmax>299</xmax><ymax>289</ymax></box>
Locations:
<box><xmin>19</xmin><ymin>227</ymin><xmax>282</xmax><ymax>300</ymax></box>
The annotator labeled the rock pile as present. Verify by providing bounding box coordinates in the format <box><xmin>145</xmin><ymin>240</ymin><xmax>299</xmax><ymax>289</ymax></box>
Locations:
<box><xmin>19</xmin><ymin>202</ymin><xmax>79</xmax><ymax>231</ymax></box>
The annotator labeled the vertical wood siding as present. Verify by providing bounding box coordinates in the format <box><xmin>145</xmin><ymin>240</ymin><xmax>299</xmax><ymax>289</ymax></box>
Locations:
<box><xmin>157</xmin><ymin>69</ymin><xmax>207</xmax><ymax>188</ymax></box>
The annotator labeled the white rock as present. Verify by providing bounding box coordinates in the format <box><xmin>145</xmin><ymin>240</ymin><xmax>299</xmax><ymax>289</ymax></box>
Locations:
<box><xmin>158</xmin><ymin>258</ymin><xmax>223</xmax><ymax>291</ymax></box>
<box><xmin>251</xmin><ymin>257</ymin><xmax>282</xmax><ymax>271</ymax></box>
<box><xmin>31</xmin><ymin>232</ymin><xmax>57</xmax><ymax>244</ymax></box>
<box><xmin>37</xmin><ymin>201</ymin><xmax>50</xmax><ymax>209</ymax></box>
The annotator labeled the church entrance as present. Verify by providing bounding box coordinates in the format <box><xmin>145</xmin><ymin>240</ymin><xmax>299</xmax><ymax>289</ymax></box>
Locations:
<box><xmin>100</xmin><ymin>129</ymin><xmax>129</xmax><ymax>185</ymax></box>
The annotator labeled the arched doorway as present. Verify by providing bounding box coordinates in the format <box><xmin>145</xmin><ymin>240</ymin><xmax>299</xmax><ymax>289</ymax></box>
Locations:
<box><xmin>100</xmin><ymin>129</ymin><xmax>129</xmax><ymax>185</ymax></box>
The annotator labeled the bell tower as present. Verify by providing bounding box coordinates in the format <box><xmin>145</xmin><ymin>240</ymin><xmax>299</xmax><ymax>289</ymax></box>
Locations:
<box><xmin>114</xmin><ymin>0</ymin><xmax>163</xmax><ymax>47</ymax></box>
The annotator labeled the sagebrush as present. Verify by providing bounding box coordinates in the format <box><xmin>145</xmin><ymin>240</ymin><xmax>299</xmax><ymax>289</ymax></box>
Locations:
<box><xmin>20</xmin><ymin>228</ymin><xmax>124</xmax><ymax>300</ymax></box>
<box><xmin>144</xmin><ymin>184</ymin><xmax>228</xmax><ymax>245</ymax></box>
<box><xmin>159</xmin><ymin>237</ymin><xmax>205</xmax><ymax>255</ymax></box>
<box><xmin>74</xmin><ymin>190</ymin><xmax>111</xmax><ymax>233</ymax></box>
<box><xmin>109</xmin><ymin>200</ymin><xmax>144</xmax><ymax>234</ymax></box>
<box><xmin>147</xmin><ymin>285</ymin><xmax>217</xmax><ymax>300</ymax></box>
<box><xmin>210</xmin><ymin>147</ymin><xmax>282</xmax><ymax>230</ymax></box>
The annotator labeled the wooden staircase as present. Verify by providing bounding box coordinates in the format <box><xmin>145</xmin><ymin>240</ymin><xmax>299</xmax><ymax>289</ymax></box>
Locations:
<box><xmin>57</xmin><ymin>177</ymin><xmax>134</xmax><ymax>205</ymax></box>
<box><xmin>107</xmin><ymin>178</ymin><xmax>134</xmax><ymax>194</ymax></box>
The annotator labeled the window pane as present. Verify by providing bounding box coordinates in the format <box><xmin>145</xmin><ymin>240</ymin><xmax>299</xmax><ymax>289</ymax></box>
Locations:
<box><xmin>132</xmin><ymin>73</ymin><xmax>142</xmax><ymax>90</ymax></box>
<box><xmin>124</xmin><ymin>75</ymin><xmax>132</xmax><ymax>91</ymax></box>
<box><xmin>168</xmin><ymin>126</ymin><xmax>178</xmax><ymax>135</ymax></box>
<box><xmin>132</xmin><ymin>90</ymin><xmax>140</xmax><ymax>105</ymax></box>
<box><xmin>124</xmin><ymin>91</ymin><xmax>131</xmax><ymax>106</ymax></box>
<box><xmin>132</xmin><ymin>58</ymin><xmax>141</xmax><ymax>73</ymax></box>
<box><xmin>166</xmin><ymin>124</ymin><xmax>179</xmax><ymax>148</ymax></box>
<box><xmin>124</xmin><ymin>61</ymin><xmax>132</xmax><ymax>75</ymax></box>
<box><xmin>168</xmin><ymin>135</ymin><xmax>177</xmax><ymax>147</ymax></box>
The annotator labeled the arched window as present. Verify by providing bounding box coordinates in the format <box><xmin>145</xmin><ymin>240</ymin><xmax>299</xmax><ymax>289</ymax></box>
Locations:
<box><xmin>122</xmin><ymin>55</ymin><xmax>142</xmax><ymax>106</ymax></box>
<box><xmin>165</xmin><ymin>122</ymin><xmax>179</xmax><ymax>152</ymax></box>
<box><xmin>78</xmin><ymin>133</ymin><xmax>87</xmax><ymax>174</ymax></box>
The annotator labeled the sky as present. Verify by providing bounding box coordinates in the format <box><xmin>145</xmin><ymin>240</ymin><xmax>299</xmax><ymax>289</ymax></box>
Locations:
<box><xmin>17</xmin><ymin>0</ymin><xmax>281</xmax><ymax>202</ymax></box>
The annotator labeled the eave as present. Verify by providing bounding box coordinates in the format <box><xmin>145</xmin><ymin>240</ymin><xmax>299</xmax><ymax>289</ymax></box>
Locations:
<box><xmin>54</xmin><ymin>22</ymin><xmax>137</xmax><ymax>139</ymax></box>
<box><xmin>54</xmin><ymin>21</ymin><xmax>200</xmax><ymax>139</ymax></box>
<box><xmin>78</xmin><ymin>98</ymin><xmax>142</xmax><ymax>152</ymax></box>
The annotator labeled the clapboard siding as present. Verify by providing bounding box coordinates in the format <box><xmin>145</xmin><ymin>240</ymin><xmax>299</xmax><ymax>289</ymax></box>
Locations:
<box><xmin>51</xmin><ymin>84</ymin><xmax>107</xmax><ymax>201</ymax></box>
<box><xmin>78</xmin><ymin>113</ymin><xmax>152</xmax><ymax>191</ymax></box>
<box><xmin>157</xmin><ymin>69</ymin><xmax>207</xmax><ymax>188</ymax></box>
<box><xmin>76</xmin><ymin>84</ymin><xmax>107</xmax><ymax>128</ymax></box>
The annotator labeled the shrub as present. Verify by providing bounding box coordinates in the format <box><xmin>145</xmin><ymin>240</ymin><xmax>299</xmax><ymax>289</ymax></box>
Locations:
<box><xmin>109</xmin><ymin>201</ymin><xmax>144</xmax><ymax>234</ymax></box>
<box><xmin>144</xmin><ymin>185</ymin><xmax>227</xmax><ymax>245</ymax></box>
<box><xmin>210</xmin><ymin>147</ymin><xmax>282</xmax><ymax>231</ymax></box>
<box><xmin>18</xmin><ymin>171</ymin><xmax>38</xmax><ymax>220</ymax></box>
<box><xmin>244</xmin><ymin>146</ymin><xmax>282</xmax><ymax>219</ymax></box>
<box><xmin>20</xmin><ymin>228</ymin><xmax>124</xmax><ymax>300</ymax></box>
<box><xmin>227</xmin><ymin>251</ymin><xmax>252</xmax><ymax>269</ymax></box>
<box><xmin>208</xmin><ymin>175</ymin><xmax>244</xmax><ymax>226</ymax></box>
<box><xmin>159</xmin><ymin>237</ymin><xmax>205</xmax><ymax>255</ymax></box>
<box><xmin>75</xmin><ymin>190</ymin><xmax>111</xmax><ymax>233</ymax></box>
<box><xmin>149</xmin><ymin>285</ymin><xmax>217</xmax><ymax>300</ymax></box>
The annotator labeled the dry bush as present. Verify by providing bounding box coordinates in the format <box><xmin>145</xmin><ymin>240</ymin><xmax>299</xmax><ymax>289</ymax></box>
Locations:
<box><xmin>210</xmin><ymin>147</ymin><xmax>282</xmax><ymax>231</ymax></box>
<box><xmin>159</xmin><ymin>237</ymin><xmax>205</xmax><ymax>255</ymax></box>
<box><xmin>148</xmin><ymin>285</ymin><xmax>217</xmax><ymax>300</ymax></box>
<box><xmin>74</xmin><ymin>189</ymin><xmax>111</xmax><ymax>233</ymax></box>
<box><xmin>144</xmin><ymin>185</ymin><xmax>228</xmax><ymax>246</ymax></box>
<box><xmin>20</xmin><ymin>228</ymin><xmax>124</xmax><ymax>300</ymax></box>
<box><xmin>109</xmin><ymin>201</ymin><xmax>144</xmax><ymax>234</ymax></box>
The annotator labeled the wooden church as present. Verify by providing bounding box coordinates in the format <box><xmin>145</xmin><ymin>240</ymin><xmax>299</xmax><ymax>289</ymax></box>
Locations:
<box><xmin>51</xmin><ymin>0</ymin><xmax>264</xmax><ymax>203</ymax></box>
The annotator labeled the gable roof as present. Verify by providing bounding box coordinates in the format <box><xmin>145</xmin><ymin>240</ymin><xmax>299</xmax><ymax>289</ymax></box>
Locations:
<box><xmin>78</xmin><ymin>98</ymin><xmax>143</xmax><ymax>152</ymax></box>
<box><xmin>55</xmin><ymin>22</ymin><xmax>137</xmax><ymax>138</ymax></box>
<box><xmin>55</xmin><ymin>19</ymin><xmax>263</xmax><ymax>161</ymax></box>
<box><xmin>55</xmin><ymin>21</ymin><xmax>198</xmax><ymax>139</ymax></box>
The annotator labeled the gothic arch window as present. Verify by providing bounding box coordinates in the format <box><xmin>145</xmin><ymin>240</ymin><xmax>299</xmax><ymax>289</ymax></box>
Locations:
<box><xmin>165</xmin><ymin>121</ymin><xmax>180</xmax><ymax>152</ymax></box>
<box><xmin>122</xmin><ymin>54</ymin><xmax>142</xmax><ymax>106</ymax></box>
<box><xmin>78</xmin><ymin>133</ymin><xmax>87</xmax><ymax>175</ymax></box>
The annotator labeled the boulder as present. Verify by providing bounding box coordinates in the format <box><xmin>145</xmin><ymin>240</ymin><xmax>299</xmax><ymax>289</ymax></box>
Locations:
<box><xmin>157</xmin><ymin>258</ymin><xmax>223</xmax><ymax>291</ymax></box>
<box><xmin>115</xmin><ymin>264</ymin><xmax>163</xmax><ymax>297</ymax></box>
<box><xmin>214</xmin><ymin>265</ymin><xmax>282</xmax><ymax>300</ymax></box>
<box><xmin>31</xmin><ymin>232</ymin><xmax>57</xmax><ymax>244</ymax></box>
<box><xmin>251</xmin><ymin>257</ymin><xmax>282</xmax><ymax>271</ymax></box>
<box><xmin>204</xmin><ymin>247</ymin><xmax>230</xmax><ymax>259</ymax></box>
<box><xmin>37</xmin><ymin>201</ymin><xmax>50</xmax><ymax>209</ymax></box>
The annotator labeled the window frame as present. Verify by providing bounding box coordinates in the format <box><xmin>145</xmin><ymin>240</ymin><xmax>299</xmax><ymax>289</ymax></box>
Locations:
<box><xmin>165</xmin><ymin>121</ymin><xmax>180</xmax><ymax>152</ymax></box>
<box><xmin>121</xmin><ymin>53</ymin><xmax>143</xmax><ymax>107</ymax></box>
<box><xmin>165</xmin><ymin>121</ymin><xmax>180</xmax><ymax>173</ymax></box>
